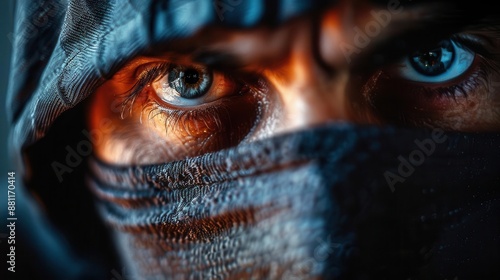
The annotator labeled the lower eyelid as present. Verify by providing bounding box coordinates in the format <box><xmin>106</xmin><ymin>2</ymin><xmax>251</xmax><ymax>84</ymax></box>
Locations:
<box><xmin>125</xmin><ymin>88</ymin><xmax>263</xmax><ymax>158</ymax></box>
<box><xmin>363</xmin><ymin>57</ymin><xmax>494</xmax><ymax>128</ymax></box>
<box><xmin>384</xmin><ymin>56</ymin><xmax>485</xmax><ymax>97</ymax></box>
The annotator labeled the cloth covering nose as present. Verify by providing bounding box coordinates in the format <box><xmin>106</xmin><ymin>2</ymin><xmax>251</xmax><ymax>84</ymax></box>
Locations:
<box><xmin>88</xmin><ymin>124</ymin><xmax>500</xmax><ymax>279</ymax></box>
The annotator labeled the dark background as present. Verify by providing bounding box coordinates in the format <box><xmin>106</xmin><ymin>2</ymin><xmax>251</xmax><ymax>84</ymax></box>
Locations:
<box><xmin>1</xmin><ymin>2</ymin><xmax>14</xmax><ymax>174</ymax></box>
<box><xmin>1</xmin><ymin>1</ymin><xmax>16</xmax><ymax>277</ymax></box>
<box><xmin>1</xmin><ymin>5</ymin><xmax>116</xmax><ymax>279</ymax></box>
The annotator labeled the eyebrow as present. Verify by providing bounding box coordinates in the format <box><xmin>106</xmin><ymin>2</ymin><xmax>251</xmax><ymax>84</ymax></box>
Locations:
<box><xmin>144</xmin><ymin>1</ymin><xmax>499</xmax><ymax>74</ymax></box>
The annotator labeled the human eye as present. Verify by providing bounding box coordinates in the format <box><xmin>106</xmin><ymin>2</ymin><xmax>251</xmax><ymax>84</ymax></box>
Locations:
<box><xmin>137</xmin><ymin>62</ymin><xmax>243</xmax><ymax>107</ymax></box>
<box><xmin>360</xmin><ymin>34</ymin><xmax>500</xmax><ymax>132</ymax></box>
<box><xmin>92</xmin><ymin>58</ymin><xmax>267</xmax><ymax>164</ymax></box>
<box><xmin>397</xmin><ymin>38</ymin><xmax>474</xmax><ymax>83</ymax></box>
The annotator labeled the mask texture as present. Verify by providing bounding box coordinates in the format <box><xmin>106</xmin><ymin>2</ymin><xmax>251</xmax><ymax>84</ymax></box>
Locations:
<box><xmin>89</xmin><ymin>124</ymin><xmax>500</xmax><ymax>279</ymax></box>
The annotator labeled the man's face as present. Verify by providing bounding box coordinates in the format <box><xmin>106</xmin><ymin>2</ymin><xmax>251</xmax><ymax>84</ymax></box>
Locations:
<box><xmin>77</xmin><ymin>1</ymin><xmax>500</xmax><ymax>278</ymax></box>
<box><xmin>87</xmin><ymin>0</ymin><xmax>500</xmax><ymax>164</ymax></box>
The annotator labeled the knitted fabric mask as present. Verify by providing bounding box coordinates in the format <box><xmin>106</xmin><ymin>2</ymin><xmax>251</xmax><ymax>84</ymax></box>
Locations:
<box><xmin>88</xmin><ymin>124</ymin><xmax>500</xmax><ymax>279</ymax></box>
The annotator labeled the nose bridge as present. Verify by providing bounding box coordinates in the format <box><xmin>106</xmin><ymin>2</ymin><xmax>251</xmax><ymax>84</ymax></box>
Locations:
<box><xmin>266</xmin><ymin>16</ymin><xmax>350</xmax><ymax>134</ymax></box>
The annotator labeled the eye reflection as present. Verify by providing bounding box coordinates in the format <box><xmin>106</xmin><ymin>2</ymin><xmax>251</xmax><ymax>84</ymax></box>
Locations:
<box><xmin>155</xmin><ymin>64</ymin><xmax>213</xmax><ymax>103</ymax></box>
<box><xmin>149</xmin><ymin>64</ymin><xmax>244</xmax><ymax>107</ymax></box>
<box><xmin>169</xmin><ymin>66</ymin><xmax>212</xmax><ymax>98</ymax></box>
<box><xmin>396</xmin><ymin>39</ymin><xmax>475</xmax><ymax>83</ymax></box>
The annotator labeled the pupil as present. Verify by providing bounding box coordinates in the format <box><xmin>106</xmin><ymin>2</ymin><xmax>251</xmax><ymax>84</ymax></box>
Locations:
<box><xmin>417</xmin><ymin>51</ymin><xmax>439</xmax><ymax>67</ymax></box>
<box><xmin>410</xmin><ymin>39</ymin><xmax>454</xmax><ymax>76</ymax></box>
<box><xmin>184</xmin><ymin>69</ymin><xmax>200</xmax><ymax>85</ymax></box>
<box><xmin>167</xmin><ymin>65</ymin><xmax>213</xmax><ymax>100</ymax></box>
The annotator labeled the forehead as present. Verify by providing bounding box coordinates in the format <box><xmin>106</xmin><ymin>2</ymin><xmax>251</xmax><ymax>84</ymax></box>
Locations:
<box><xmin>113</xmin><ymin>0</ymin><xmax>498</xmax><ymax>78</ymax></box>
<box><xmin>141</xmin><ymin>1</ymin><xmax>487</xmax><ymax>65</ymax></box>
<box><xmin>201</xmin><ymin>0</ymin><xmax>474</xmax><ymax>26</ymax></box>
<box><xmin>151</xmin><ymin>0</ymin><xmax>488</xmax><ymax>49</ymax></box>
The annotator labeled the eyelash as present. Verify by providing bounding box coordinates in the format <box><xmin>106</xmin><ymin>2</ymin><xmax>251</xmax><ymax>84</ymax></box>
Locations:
<box><xmin>438</xmin><ymin>37</ymin><xmax>492</xmax><ymax>98</ymax></box>
<box><xmin>116</xmin><ymin>62</ymin><xmax>265</xmax><ymax>151</ymax></box>
<box><xmin>421</xmin><ymin>60</ymin><xmax>489</xmax><ymax>98</ymax></box>
<box><xmin>404</xmin><ymin>58</ymin><xmax>489</xmax><ymax>99</ymax></box>
<box><xmin>118</xmin><ymin>63</ymin><xmax>170</xmax><ymax>118</ymax></box>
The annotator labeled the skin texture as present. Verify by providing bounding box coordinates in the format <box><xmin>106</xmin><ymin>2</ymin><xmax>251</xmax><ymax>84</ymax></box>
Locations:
<box><xmin>88</xmin><ymin>2</ymin><xmax>500</xmax><ymax>165</ymax></box>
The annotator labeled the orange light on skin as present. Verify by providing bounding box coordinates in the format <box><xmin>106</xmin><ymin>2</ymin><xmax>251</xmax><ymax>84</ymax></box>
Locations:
<box><xmin>263</xmin><ymin>19</ymin><xmax>351</xmax><ymax>135</ymax></box>
<box><xmin>320</xmin><ymin>7</ymin><xmax>352</xmax><ymax>68</ymax></box>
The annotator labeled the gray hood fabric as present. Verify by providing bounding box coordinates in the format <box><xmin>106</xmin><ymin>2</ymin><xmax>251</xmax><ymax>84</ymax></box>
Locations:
<box><xmin>5</xmin><ymin>0</ymin><xmax>500</xmax><ymax>279</ymax></box>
